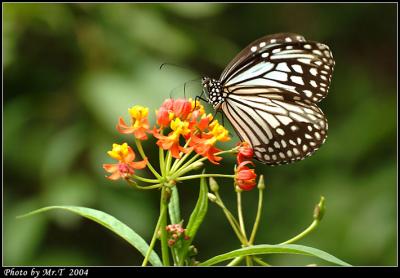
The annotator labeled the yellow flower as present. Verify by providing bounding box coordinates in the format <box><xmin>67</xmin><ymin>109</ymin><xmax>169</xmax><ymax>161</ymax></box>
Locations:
<box><xmin>107</xmin><ymin>143</ymin><xmax>131</xmax><ymax>161</ymax></box>
<box><xmin>170</xmin><ymin>118</ymin><xmax>191</xmax><ymax>137</ymax></box>
<box><xmin>104</xmin><ymin>143</ymin><xmax>147</xmax><ymax>180</ymax></box>
<box><xmin>128</xmin><ymin>105</ymin><xmax>149</xmax><ymax>128</ymax></box>
<box><xmin>117</xmin><ymin>105</ymin><xmax>150</xmax><ymax>140</ymax></box>
<box><xmin>210</xmin><ymin>120</ymin><xmax>230</xmax><ymax>142</ymax></box>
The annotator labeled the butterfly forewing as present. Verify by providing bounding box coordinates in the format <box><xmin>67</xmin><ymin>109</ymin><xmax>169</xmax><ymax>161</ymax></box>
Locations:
<box><xmin>220</xmin><ymin>33</ymin><xmax>307</xmax><ymax>83</ymax></box>
<box><xmin>223</xmin><ymin>41</ymin><xmax>334</xmax><ymax>103</ymax></box>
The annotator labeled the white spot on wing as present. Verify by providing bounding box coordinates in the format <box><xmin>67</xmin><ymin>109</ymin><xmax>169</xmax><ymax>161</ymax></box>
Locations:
<box><xmin>264</xmin><ymin>71</ymin><xmax>288</xmax><ymax>81</ymax></box>
<box><xmin>291</xmin><ymin>76</ymin><xmax>304</xmax><ymax>85</ymax></box>
<box><xmin>292</xmin><ymin>64</ymin><xmax>303</xmax><ymax>73</ymax></box>
<box><xmin>309</xmin><ymin>68</ymin><xmax>318</xmax><ymax>76</ymax></box>
<box><xmin>276</xmin><ymin>115</ymin><xmax>292</xmax><ymax>125</ymax></box>
<box><xmin>310</xmin><ymin>80</ymin><xmax>318</xmax><ymax>87</ymax></box>
<box><xmin>276</xmin><ymin>63</ymin><xmax>291</xmax><ymax>72</ymax></box>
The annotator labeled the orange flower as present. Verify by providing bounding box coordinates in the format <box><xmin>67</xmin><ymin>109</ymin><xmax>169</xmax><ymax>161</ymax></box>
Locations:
<box><xmin>235</xmin><ymin>161</ymin><xmax>257</xmax><ymax>191</ymax></box>
<box><xmin>154</xmin><ymin>118</ymin><xmax>191</xmax><ymax>158</ymax></box>
<box><xmin>237</xmin><ymin>142</ymin><xmax>254</xmax><ymax>164</ymax></box>
<box><xmin>117</xmin><ymin>106</ymin><xmax>150</xmax><ymax>140</ymax></box>
<box><xmin>156</xmin><ymin>99</ymin><xmax>175</xmax><ymax>127</ymax></box>
<box><xmin>172</xmin><ymin>99</ymin><xmax>192</xmax><ymax>120</ymax></box>
<box><xmin>190</xmin><ymin>119</ymin><xmax>230</xmax><ymax>164</ymax></box>
<box><xmin>156</xmin><ymin>99</ymin><xmax>193</xmax><ymax>128</ymax></box>
<box><xmin>103</xmin><ymin>143</ymin><xmax>147</xmax><ymax>180</ymax></box>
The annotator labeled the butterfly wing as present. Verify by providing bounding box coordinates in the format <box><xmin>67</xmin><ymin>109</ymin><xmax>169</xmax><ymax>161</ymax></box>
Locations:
<box><xmin>221</xmin><ymin>34</ymin><xmax>334</xmax><ymax>103</ymax></box>
<box><xmin>220</xmin><ymin>33</ymin><xmax>307</xmax><ymax>82</ymax></box>
<box><xmin>221</xmin><ymin>93</ymin><xmax>327</xmax><ymax>165</ymax></box>
<box><xmin>219</xmin><ymin>34</ymin><xmax>334</xmax><ymax>164</ymax></box>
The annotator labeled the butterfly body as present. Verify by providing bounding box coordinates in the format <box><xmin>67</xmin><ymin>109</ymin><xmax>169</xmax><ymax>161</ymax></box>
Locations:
<box><xmin>202</xmin><ymin>33</ymin><xmax>335</xmax><ymax>165</ymax></box>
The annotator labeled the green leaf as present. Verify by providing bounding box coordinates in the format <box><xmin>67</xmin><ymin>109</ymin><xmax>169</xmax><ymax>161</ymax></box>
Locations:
<box><xmin>199</xmin><ymin>244</ymin><xmax>351</xmax><ymax>266</ymax></box>
<box><xmin>178</xmin><ymin>175</ymin><xmax>208</xmax><ymax>264</ymax></box>
<box><xmin>168</xmin><ymin>186</ymin><xmax>181</xmax><ymax>224</ymax></box>
<box><xmin>18</xmin><ymin>206</ymin><xmax>162</xmax><ymax>266</ymax></box>
<box><xmin>186</xmin><ymin>175</ymin><xmax>208</xmax><ymax>242</ymax></box>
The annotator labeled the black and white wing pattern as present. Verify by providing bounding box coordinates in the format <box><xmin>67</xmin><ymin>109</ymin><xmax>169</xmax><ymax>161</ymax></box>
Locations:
<box><xmin>217</xmin><ymin>33</ymin><xmax>334</xmax><ymax>165</ymax></box>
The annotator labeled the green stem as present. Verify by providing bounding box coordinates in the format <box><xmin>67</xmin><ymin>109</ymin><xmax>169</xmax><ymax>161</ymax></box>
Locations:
<box><xmin>176</xmin><ymin>174</ymin><xmax>234</xmax><ymax>181</ymax></box>
<box><xmin>160</xmin><ymin>187</ymin><xmax>170</xmax><ymax>266</ymax></box>
<box><xmin>214</xmin><ymin>192</ymin><xmax>247</xmax><ymax>246</ymax></box>
<box><xmin>236</xmin><ymin>191</ymin><xmax>248</xmax><ymax>240</ymax></box>
<box><xmin>165</xmin><ymin>151</ymin><xmax>172</xmax><ymax>175</ymax></box>
<box><xmin>126</xmin><ymin>180</ymin><xmax>162</xmax><ymax>190</ymax></box>
<box><xmin>246</xmin><ymin>256</ymin><xmax>254</xmax><ymax>266</ymax></box>
<box><xmin>227</xmin><ymin>256</ymin><xmax>244</xmax><ymax>266</ymax></box>
<box><xmin>171</xmin><ymin>153</ymin><xmax>199</xmax><ymax>177</ymax></box>
<box><xmin>132</xmin><ymin>175</ymin><xmax>161</xmax><ymax>184</ymax></box>
<box><xmin>249</xmin><ymin>188</ymin><xmax>264</xmax><ymax>244</ymax></box>
<box><xmin>253</xmin><ymin>257</ymin><xmax>270</xmax><ymax>266</ymax></box>
<box><xmin>135</xmin><ymin>139</ymin><xmax>162</xmax><ymax>179</ymax></box>
<box><xmin>159</xmin><ymin>145</ymin><xmax>166</xmax><ymax>176</ymax></box>
<box><xmin>278</xmin><ymin>219</ymin><xmax>319</xmax><ymax>245</ymax></box>
<box><xmin>141</xmin><ymin>200</ymin><xmax>166</xmax><ymax>266</ymax></box>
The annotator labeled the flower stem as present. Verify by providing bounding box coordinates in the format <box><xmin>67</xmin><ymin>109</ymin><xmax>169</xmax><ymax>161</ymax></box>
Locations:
<box><xmin>214</xmin><ymin>192</ymin><xmax>247</xmax><ymax>246</ymax></box>
<box><xmin>159</xmin><ymin>146</ymin><xmax>166</xmax><ymax>176</ymax></box>
<box><xmin>171</xmin><ymin>153</ymin><xmax>199</xmax><ymax>177</ymax></box>
<box><xmin>160</xmin><ymin>187</ymin><xmax>170</xmax><ymax>266</ymax></box>
<box><xmin>126</xmin><ymin>179</ymin><xmax>162</xmax><ymax>190</ymax></box>
<box><xmin>135</xmin><ymin>139</ymin><xmax>162</xmax><ymax>179</ymax></box>
<box><xmin>236</xmin><ymin>191</ymin><xmax>248</xmax><ymax>240</ymax></box>
<box><xmin>227</xmin><ymin>256</ymin><xmax>244</xmax><ymax>266</ymax></box>
<box><xmin>252</xmin><ymin>257</ymin><xmax>270</xmax><ymax>266</ymax></box>
<box><xmin>249</xmin><ymin>188</ymin><xmax>264</xmax><ymax>244</ymax></box>
<box><xmin>278</xmin><ymin>219</ymin><xmax>320</xmax><ymax>245</ymax></box>
<box><xmin>165</xmin><ymin>151</ymin><xmax>172</xmax><ymax>175</ymax></box>
<box><xmin>141</xmin><ymin>199</ymin><xmax>167</xmax><ymax>266</ymax></box>
<box><xmin>176</xmin><ymin>174</ymin><xmax>234</xmax><ymax>181</ymax></box>
<box><xmin>133</xmin><ymin>175</ymin><xmax>161</xmax><ymax>184</ymax></box>
<box><xmin>245</xmin><ymin>256</ymin><xmax>254</xmax><ymax>266</ymax></box>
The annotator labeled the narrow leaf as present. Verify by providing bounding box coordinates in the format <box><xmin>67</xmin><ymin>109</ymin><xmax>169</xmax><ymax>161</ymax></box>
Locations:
<box><xmin>186</xmin><ymin>175</ymin><xmax>208</xmax><ymax>240</ymax></box>
<box><xmin>199</xmin><ymin>244</ymin><xmax>351</xmax><ymax>266</ymax></box>
<box><xmin>178</xmin><ymin>175</ymin><xmax>208</xmax><ymax>264</ymax></box>
<box><xmin>168</xmin><ymin>186</ymin><xmax>181</xmax><ymax>224</ymax></box>
<box><xmin>18</xmin><ymin>206</ymin><xmax>162</xmax><ymax>266</ymax></box>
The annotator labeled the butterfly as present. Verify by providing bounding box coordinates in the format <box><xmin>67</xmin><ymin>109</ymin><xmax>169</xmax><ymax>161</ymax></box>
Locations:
<box><xmin>201</xmin><ymin>33</ymin><xmax>335</xmax><ymax>165</ymax></box>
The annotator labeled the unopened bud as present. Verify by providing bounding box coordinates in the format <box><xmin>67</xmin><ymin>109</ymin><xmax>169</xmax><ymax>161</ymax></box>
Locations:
<box><xmin>207</xmin><ymin>193</ymin><xmax>217</xmax><ymax>202</ymax></box>
<box><xmin>257</xmin><ymin>175</ymin><xmax>265</xmax><ymax>190</ymax></box>
<box><xmin>188</xmin><ymin>245</ymin><xmax>198</xmax><ymax>256</ymax></box>
<box><xmin>313</xmin><ymin>196</ymin><xmax>325</xmax><ymax>221</ymax></box>
<box><xmin>209</xmin><ymin>177</ymin><xmax>219</xmax><ymax>192</ymax></box>
<box><xmin>190</xmin><ymin>161</ymin><xmax>204</xmax><ymax>171</ymax></box>
<box><xmin>168</xmin><ymin>239</ymin><xmax>176</xmax><ymax>247</ymax></box>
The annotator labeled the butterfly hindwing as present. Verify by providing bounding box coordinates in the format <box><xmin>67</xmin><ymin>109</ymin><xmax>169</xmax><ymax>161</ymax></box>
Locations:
<box><xmin>221</xmin><ymin>92</ymin><xmax>328</xmax><ymax>165</ymax></box>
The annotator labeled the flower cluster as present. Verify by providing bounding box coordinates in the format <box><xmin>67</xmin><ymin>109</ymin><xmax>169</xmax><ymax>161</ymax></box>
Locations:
<box><xmin>103</xmin><ymin>98</ymin><xmax>258</xmax><ymax>192</ymax></box>
<box><xmin>235</xmin><ymin>142</ymin><xmax>257</xmax><ymax>191</ymax></box>
<box><xmin>153</xmin><ymin>99</ymin><xmax>230</xmax><ymax>163</ymax></box>
<box><xmin>165</xmin><ymin>224</ymin><xmax>190</xmax><ymax>247</ymax></box>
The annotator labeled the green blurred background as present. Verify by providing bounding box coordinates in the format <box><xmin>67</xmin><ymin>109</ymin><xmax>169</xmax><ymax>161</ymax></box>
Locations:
<box><xmin>3</xmin><ymin>3</ymin><xmax>397</xmax><ymax>266</ymax></box>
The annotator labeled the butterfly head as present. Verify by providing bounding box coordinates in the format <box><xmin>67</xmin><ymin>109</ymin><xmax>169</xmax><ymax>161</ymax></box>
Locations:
<box><xmin>201</xmin><ymin>77</ymin><xmax>224</xmax><ymax>109</ymax></box>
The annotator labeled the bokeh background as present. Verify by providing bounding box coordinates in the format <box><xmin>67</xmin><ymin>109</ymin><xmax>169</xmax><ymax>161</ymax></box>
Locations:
<box><xmin>3</xmin><ymin>3</ymin><xmax>397</xmax><ymax>266</ymax></box>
